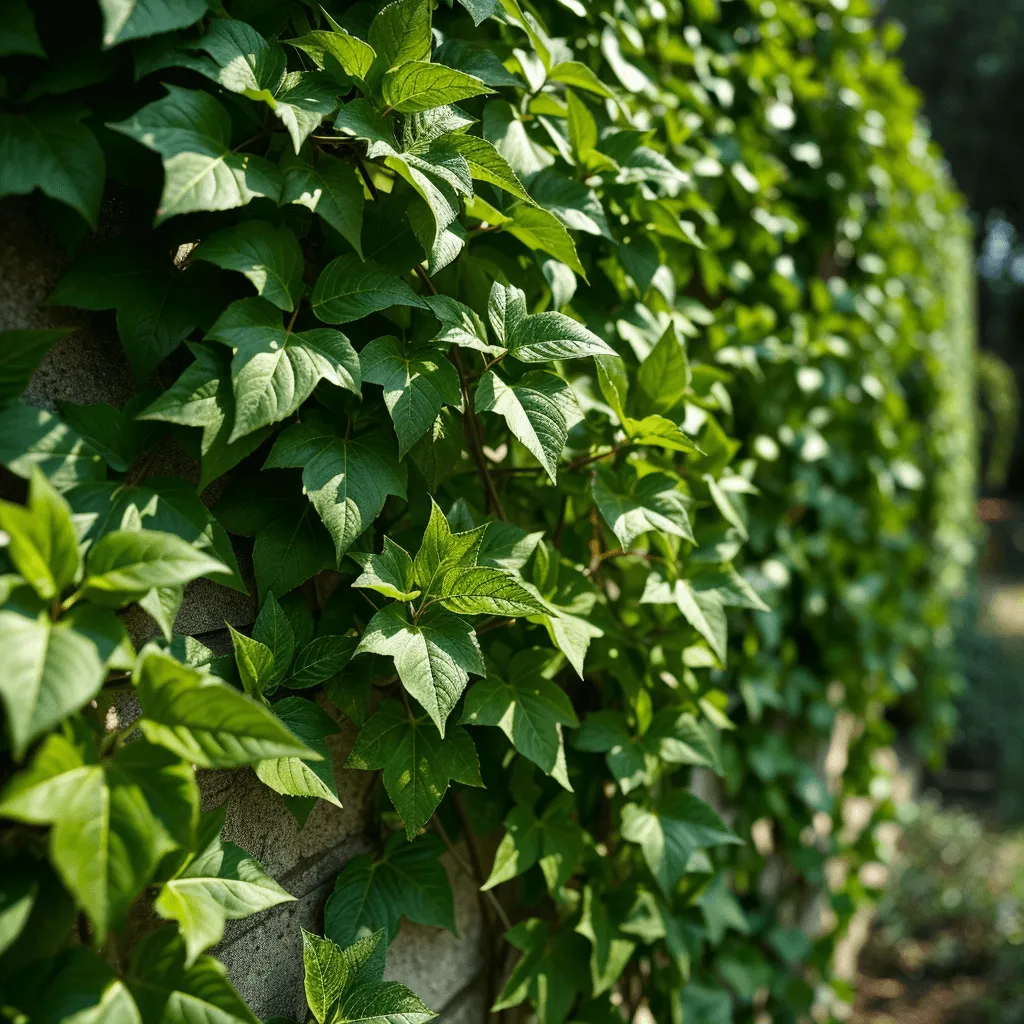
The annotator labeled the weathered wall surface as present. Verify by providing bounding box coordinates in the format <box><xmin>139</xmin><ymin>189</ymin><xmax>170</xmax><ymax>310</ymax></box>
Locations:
<box><xmin>2</xmin><ymin>198</ymin><xmax>488</xmax><ymax>1023</ymax></box>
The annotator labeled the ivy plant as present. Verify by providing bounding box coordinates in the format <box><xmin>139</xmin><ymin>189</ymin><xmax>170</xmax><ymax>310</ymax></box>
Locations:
<box><xmin>0</xmin><ymin>0</ymin><xmax>974</xmax><ymax>1022</ymax></box>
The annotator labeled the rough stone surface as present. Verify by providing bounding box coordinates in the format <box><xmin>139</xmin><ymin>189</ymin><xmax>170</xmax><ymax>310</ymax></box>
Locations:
<box><xmin>2</xmin><ymin>199</ymin><xmax>487</xmax><ymax>1023</ymax></box>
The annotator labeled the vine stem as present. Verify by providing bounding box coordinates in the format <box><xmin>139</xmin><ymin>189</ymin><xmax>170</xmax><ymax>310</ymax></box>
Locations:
<box><xmin>431</xmin><ymin>813</ymin><xmax>512</xmax><ymax>931</ymax></box>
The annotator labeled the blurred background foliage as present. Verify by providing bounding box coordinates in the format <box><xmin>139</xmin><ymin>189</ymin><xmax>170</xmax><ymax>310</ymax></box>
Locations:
<box><xmin>856</xmin><ymin>4</ymin><xmax>1024</xmax><ymax>1020</ymax></box>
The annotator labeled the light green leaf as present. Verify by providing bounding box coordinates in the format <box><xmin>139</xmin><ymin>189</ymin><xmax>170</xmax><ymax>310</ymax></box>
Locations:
<box><xmin>0</xmin><ymin>868</ymin><xmax>36</xmax><ymax>956</ymax></box>
<box><xmin>575</xmin><ymin>885</ymin><xmax>635</xmax><ymax>996</ymax></box>
<box><xmin>228</xmin><ymin>624</ymin><xmax>276</xmax><ymax>699</ymax></box>
<box><xmin>622</xmin><ymin>414</ymin><xmax>700</xmax><ymax>453</ymax></box>
<box><xmin>0</xmin><ymin>467</ymin><xmax>79</xmax><ymax>600</ymax></box>
<box><xmin>462</xmin><ymin>648</ymin><xmax>578</xmax><ymax>789</ymax></box>
<box><xmin>334</xmin><ymin>981</ymin><xmax>435</xmax><ymax>1024</ymax></box>
<box><xmin>265</xmin><ymin>415</ymin><xmax>407</xmax><ymax>560</ymax></box>
<box><xmin>382</xmin><ymin>61</ymin><xmax>492</xmax><ymax>113</ymax></box>
<box><xmin>643</xmin><ymin>709</ymin><xmax>722</xmax><ymax>773</ymax></box>
<box><xmin>312</xmin><ymin>254</ymin><xmax>427</xmax><ymax>324</ymax></box>
<box><xmin>134</xmin><ymin>648</ymin><xmax>320</xmax><ymax>768</ymax></box>
<box><xmin>186</xmin><ymin>18</ymin><xmax>285</xmax><ymax>96</ymax></box>
<box><xmin>531</xmin><ymin>171</ymin><xmax>612</xmax><ymax>239</ymax></box>
<box><xmin>98</xmin><ymin>0</ymin><xmax>206</xmax><ymax>48</ymax></box>
<box><xmin>346</xmin><ymin>699</ymin><xmax>482</xmax><ymax>838</ymax></box>
<box><xmin>0</xmin><ymin>105</ymin><xmax>104</xmax><ymax>227</ymax></box>
<box><xmin>81</xmin><ymin>529</ymin><xmax>228</xmax><ymax>606</ymax></box>
<box><xmin>592</xmin><ymin>467</ymin><xmax>693</xmax><ymax>549</ymax></box>
<box><xmin>195</xmin><ymin>221</ymin><xmax>303</xmax><ymax>312</ymax></box>
<box><xmin>575</xmin><ymin>709</ymin><xmax>649</xmax><ymax>794</ymax></box>
<box><xmin>0</xmin><ymin>610</ymin><xmax>104</xmax><ymax>760</ymax></box>
<box><xmin>636</xmin><ymin>324</ymin><xmax>690</xmax><ymax>415</ymax></box>
<box><xmin>436</xmin><ymin>566</ymin><xmax>546</xmax><ymax>617</ymax></box>
<box><xmin>206</xmin><ymin>297</ymin><xmax>361</xmax><ymax>440</ymax></box>
<box><xmin>386</xmin><ymin>148</ymin><xmax>472</xmax><ymax>250</ymax></box>
<box><xmin>110</xmin><ymin>86</ymin><xmax>282</xmax><ymax>223</ymax></box>
<box><xmin>270</xmin><ymin>72</ymin><xmax>340</xmax><ymax>154</ymax></box>
<box><xmin>303</xmin><ymin>930</ymin><xmax>349</xmax><ymax>1024</ymax></box>
<box><xmin>356</xmin><ymin>604</ymin><xmax>484</xmax><ymax>734</ymax></box>
<box><xmin>412</xmin><ymin>498</ymin><xmax>488</xmax><ymax>595</ymax></box>
<box><xmin>503</xmin><ymin>205</ymin><xmax>586</xmax><ymax>278</ymax></box>
<box><xmin>621</xmin><ymin>792</ymin><xmax>742</xmax><ymax>894</ymax></box>
<box><xmin>155</xmin><ymin>829</ymin><xmax>294</xmax><ymax>965</ymax></box>
<box><xmin>640</xmin><ymin>572</ymin><xmax>728</xmax><ymax>663</ymax></box>
<box><xmin>0</xmin><ymin>404</ymin><xmax>105</xmax><ymax>489</ymax></box>
<box><xmin>361</xmin><ymin>335</ymin><xmax>463</xmax><ymax>457</ymax></box>
<box><xmin>548</xmin><ymin>61</ymin><xmax>614</xmax><ymax>98</ymax></box>
<box><xmin>446</xmin><ymin>133</ymin><xmax>535</xmax><ymax>204</ymax></box>
<box><xmin>325</xmin><ymin>832</ymin><xmax>454</xmax><ymax>947</ymax></box>
<box><xmin>368</xmin><ymin>0</ymin><xmax>432</xmax><ymax>72</ymax></box>
<box><xmin>352</xmin><ymin>537</ymin><xmax>421</xmax><ymax>602</ymax></box>
<box><xmin>282</xmin><ymin>152</ymin><xmax>364</xmax><ymax>257</ymax></box>
<box><xmin>255</xmin><ymin>696</ymin><xmax>342</xmax><ymax>806</ymax></box>
<box><xmin>475</xmin><ymin>369</ymin><xmax>581</xmax><ymax>481</ymax></box>
<box><xmin>0</xmin><ymin>735</ymin><xmax>198</xmax><ymax>941</ymax></box>
<box><xmin>423</xmin><ymin>294</ymin><xmax>499</xmax><ymax>354</ymax></box>
<box><xmin>287</xmin><ymin>30</ymin><xmax>377</xmax><ymax>84</ymax></box>
<box><xmin>482</xmin><ymin>805</ymin><xmax>542</xmax><ymax>889</ymax></box>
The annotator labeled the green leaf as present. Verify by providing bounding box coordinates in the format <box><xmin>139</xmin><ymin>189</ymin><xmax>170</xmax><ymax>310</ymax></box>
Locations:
<box><xmin>186</xmin><ymin>18</ymin><xmax>284</xmax><ymax>95</ymax></box>
<box><xmin>423</xmin><ymin>294</ymin><xmax>498</xmax><ymax>354</ymax></box>
<box><xmin>128</xmin><ymin>928</ymin><xmax>259</xmax><ymax>1024</ymax></box>
<box><xmin>282</xmin><ymin>152</ymin><xmax>365</xmax><ymax>257</ymax></box>
<box><xmin>58</xmin><ymin>400</ymin><xmax>158</xmax><ymax>473</ymax></box>
<box><xmin>0</xmin><ymin>867</ymin><xmax>36</xmax><ymax>956</ymax></box>
<box><xmin>334</xmin><ymin>981</ymin><xmax>435</xmax><ymax>1024</ymax></box>
<box><xmin>454</xmin><ymin>0</ymin><xmax>499</xmax><ymax>25</ymax></box>
<box><xmin>463</xmin><ymin>648</ymin><xmax>578</xmax><ymax>789</ymax></box>
<box><xmin>155</xmin><ymin>828</ymin><xmax>294</xmax><ymax>965</ymax></box>
<box><xmin>32</xmin><ymin>948</ymin><xmax>142</xmax><ymax>1024</ymax></box>
<box><xmin>0</xmin><ymin>610</ymin><xmax>105</xmax><ymax>760</ymax></box>
<box><xmin>412</xmin><ymin>498</ymin><xmax>487</xmax><ymax>594</ymax></box>
<box><xmin>386</xmin><ymin>148</ymin><xmax>472</xmax><ymax>251</ymax></box>
<box><xmin>575</xmin><ymin>886</ymin><xmax>635</xmax><ymax>996</ymax></box>
<box><xmin>592</xmin><ymin>466</ymin><xmax>694</xmax><ymax>549</ymax></box>
<box><xmin>356</xmin><ymin>604</ymin><xmax>484</xmax><ymax>734</ymax></box>
<box><xmin>446</xmin><ymin>134</ymin><xmax>535</xmax><ymax>204</ymax></box>
<box><xmin>548</xmin><ymin>61</ymin><xmax>614</xmax><ymax>98</ymax></box>
<box><xmin>503</xmin><ymin>205</ymin><xmax>586</xmax><ymax>278</ymax></box>
<box><xmin>346</xmin><ymin>699</ymin><xmax>482</xmax><ymax>837</ymax></box>
<box><xmin>287</xmin><ymin>634</ymin><xmax>357</xmax><ymax>689</ymax></box>
<box><xmin>640</xmin><ymin>572</ymin><xmax>728</xmax><ymax>663</ymax></box>
<box><xmin>0</xmin><ymin>105</ymin><xmax>104</xmax><ymax>227</ymax></box>
<box><xmin>352</xmin><ymin>538</ymin><xmax>421</xmax><ymax>602</ymax></box>
<box><xmin>48</xmin><ymin>239</ymin><xmax>222</xmax><ymax>383</ymax></box>
<box><xmin>195</xmin><ymin>221</ymin><xmax>303</xmax><ymax>312</ymax></box>
<box><xmin>0</xmin><ymin>0</ymin><xmax>44</xmax><ymax>56</ymax></box>
<box><xmin>287</xmin><ymin>29</ymin><xmax>377</xmax><ymax>85</ymax></box>
<box><xmin>312</xmin><ymin>254</ymin><xmax>427</xmax><ymax>325</ymax></box>
<box><xmin>368</xmin><ymin>0</ymin><xmax>432</xmax><ymax>72</ymax></box>
<box><xmin>620</xmin><ymin>792</ymin><xmax>742</xmax><ymax>894</ymax></box>
<box><xmin>0</xmin><ymin>467</ymin><xmax>79</xmax><ymax>600</ymax></box>
<box><xmin>252</xmin><ymin>592</ymin><xmax>296</xmax><ymax>686</ymax></box>
<box><xmin>206</xmin><ymin>297</ymin><xmax>361</xmax><ymax>440</ymax></box>
<box><xmin>0</xmin><ymin>329</ymin><xmax>69</xmax><ymax>406</ymax></box>
<box><xmin>531</xmin><ymin>171</ymin><xmax>612</xmax><ymax>239</ymax></box>
<box><xmin>138</xmin><ymin>343</ymin><xmax>271</xmax><ymax>490</ymax></box>
<box><xmin>488</xmin><ymin>282</ymin><xmax>613</xmax><ymax>362</ymax></box>
<box><xmin>622</xmin><ymin>414</ymin><xmax>700</xmax><ymax>454</ymax></box>
<box><xmin>265</xmin><ymin>415</ymin><xmax>407</xmax><ymax>560</ymax></box>
<box><xmin>635</xmin><ymin>324</ymin><xmax>690</xmax><ymax>414</ymax></box>
<box><xmin>475</xmin><ymin>369</ymin><xmax>581</xmax><ymax>482</ymax></box>
<box><xmin>643</xmin><ymin>709</ymin><xmax>722</xmax><ymax>773</ymax></box>
<box><xmin>436</xmin><ymin>566</ymin><xmax>546</xmax><ymax>617</ymax></box>
<box><xmin>134</xmin><ymin>648</ymin><xmax>320</xmax><ymax>768</ymax></box>
<box><xmin>382</xmin><ymin>61</ymin><xmax>492</xmax><ymax>113</ymax></box>
<box><xmin>98</xmin><ymin>0</ymin><xmax>206</xmax><ymax>48</ymax></box>
<box><xmin>575</xmin><ymin>709</ymin><xmax>649</xmax><ymax>794</ymax></box>
<box><xmin>334</xmin><ymin>99</ymin><xmax>399</xmax><ymax>158</ymax></box>
<box><xmin>325</xmin><ymin>832</ymin><xmax>454</xmax><ymax>947</ymax></box>
<box><xmin>361</xmin><ymin>335</ymin><xmax>463</xmax><ymax>457</ymax></box>
<box><xmin>303</xmin><ymin>929</ymin><xmax>349</xmax><ymax>1024</ymax></box>
<box><xmin>0</xmin><ymin>404</ymin><xmax>104</xmax><ymax>488</ymax></box>
<box><xmin>270</xmin><ymin>72</ymin><xmax>340</xmax><ymax>154</ymax></box>
<box><xmin>0</xmin><ymin>735</ymin><xmax>198</xmax><ymax>940</ymax></box>
<box><xmin>81</xmin><ymin>529</ymin><xmax>228</xmax><ymax>606</ymax></box>
<box><xmin>228</xmin><ymin>624</ymin><xmax>276</xmax><ymax>699</ymax></box>
<box><xmin>110</xmin><ymin>86</ymin><xmax>282</xmax><ymax>223</ymax></box>
<box><xmin>255</xmin><ymin>696</ymin><xmax>342</xmax><ymax>806</ymax></box>
<box><xmin>68</xmin><ymin>476</ymin><xmax>245</xmax><ymax>593</ymax></box>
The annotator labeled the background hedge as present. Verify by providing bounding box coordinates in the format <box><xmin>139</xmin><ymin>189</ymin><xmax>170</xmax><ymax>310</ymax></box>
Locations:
<box><xmin>0</xmin><ymin>0</ymin><xmax>975</xmax><ymax>1022</ymax></box>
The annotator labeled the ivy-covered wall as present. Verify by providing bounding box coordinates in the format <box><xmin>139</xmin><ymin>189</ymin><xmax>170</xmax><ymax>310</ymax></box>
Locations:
<box><xmin>0</xmin><ymin>1</ymin><xmax>974</xmax><ymax>1023</ymax></box>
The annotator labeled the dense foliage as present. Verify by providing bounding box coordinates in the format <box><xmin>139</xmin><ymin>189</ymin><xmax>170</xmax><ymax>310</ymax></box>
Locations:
<box><xmin>0</xmin><ymin>0</ymin><xmax>974</xmax><ymax>1022</ymax></box>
